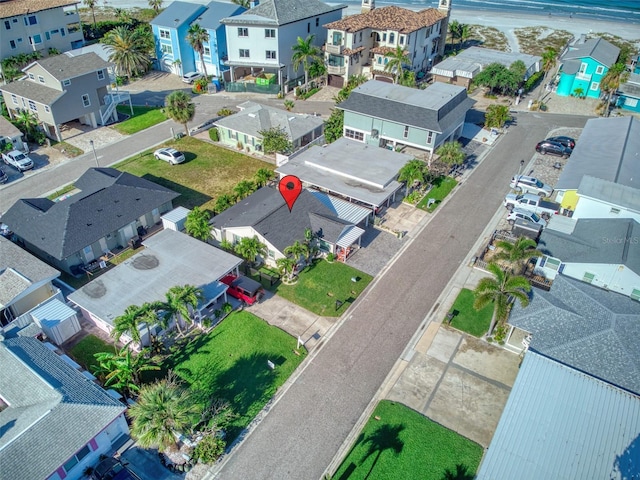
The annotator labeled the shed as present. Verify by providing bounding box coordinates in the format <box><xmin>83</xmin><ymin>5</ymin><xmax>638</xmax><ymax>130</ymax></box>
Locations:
<box><xmin>161</xmin><ymin>206</ymin><xmax>191</xmax><ymax>232</ymax></box>
<box><xmin>30</xmin><ymin>299</ymin><xmax>81</xmax><ymax>345</ymax></box>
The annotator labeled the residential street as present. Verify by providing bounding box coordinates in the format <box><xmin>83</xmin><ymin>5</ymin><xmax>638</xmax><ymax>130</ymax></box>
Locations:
<box><xmin>210</xmin><ymin>112</ymin><xmax>591</xmax><ymax>479</ymax></box>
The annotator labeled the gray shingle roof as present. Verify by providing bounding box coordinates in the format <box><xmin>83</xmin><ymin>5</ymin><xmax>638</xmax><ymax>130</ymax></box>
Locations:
<box><xmin>195</xmin><ymin>1</ymin><xmax>246</xmax><ymax>30</ymax></box>
<box><xmin>538</xmin><ymin>217</ymin><xmax>640</xmax><ymax>274</ymax></box>
<box><xmin>214</xmin><ymin>101</ymin><xmax>324</xmax><ymax>142</ymax></box>
<box><xmin>618</xmin><ymin>72</ymin><xmax>640</xmax><ymax>98</ymax></box>
<box><xmin>150</xmin><ymin>1</ymin><xmax>206</xmax><ymax>27</ymax></box>
<box><xmin>34</xmin><ymin>52</ymin><xmax>112</xmax><ymax>81</ymax></box>
<box><xmin>221</xmin><ymin>0</ymin><xmax>346</xmax><ymax>26</ymax></box>
<box><xmin>0</xmin><ymin>337</ymin><xmax>125</xmax><ymax>480</ymax></box>
<box><xmin>477</xmin><ymin>351</ymin><xmax>640</xmax><ymax>480</ymax></box>
<box><xmin>0</xmin><ymin>115</ymin><xmax>22</xmax><ymax>138</ymax></box>
<box><xmin>0</xmin><ymin>236</ymin><xmax>60</xmax><ymax>307</ymax></box>
<box><xmin>0</xmin><ymin>80</ymin><xmax>65</xmax><ymax>105</ymax></box>
<box><xmin>577</xmin><ymin>175</ymin><xmax>640</xmax><ymax>213</ymax></box>
<box><xmin>338</xmin><ymin>80</ymin><xmax>475</xmax><ymax>133</ymax></box>
<box><xmin>2</xmin><ymin>168</ymin><xmax>179</xmax><ymax>260</ymax></box>
<box><xmin>556</xmin><ymin>116</ymin><xmax>640</xmax><ymax>191</ymax></box>
<box><xmin>561</xmin><ymin>37</ymin><xmax>620</xmax><ymax>69</ymax></box>
<box><xmin>211</xmin><ymin>187</ymin><xmax>351</xmax><ymax>252</ymax></box>
<box><xmin>509</xmin><ymin>275</ymin><xmax>640</xmax><ymax>395</ymax></box>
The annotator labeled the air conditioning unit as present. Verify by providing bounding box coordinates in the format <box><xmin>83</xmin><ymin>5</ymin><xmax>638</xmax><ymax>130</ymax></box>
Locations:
<box><xmin>371</xmin><ymin>129</ymin><xmax>379</xmax><ymax>138</ymax></box>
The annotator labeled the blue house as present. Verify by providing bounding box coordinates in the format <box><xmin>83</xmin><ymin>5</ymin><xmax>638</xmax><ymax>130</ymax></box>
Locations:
<box><xmin>617</xmin><ymin>72</ymin><xmax>640</xmax><ymax>113</ymax></box>
<box><xmin>556</xmin><ymin>37</ymin><xmax>620</xmax><ymax>99</ymax></box>
<box><xmin>151</xmin><ymin>1</ymin><xmax>245</xmax><ymax>78</ymax></box>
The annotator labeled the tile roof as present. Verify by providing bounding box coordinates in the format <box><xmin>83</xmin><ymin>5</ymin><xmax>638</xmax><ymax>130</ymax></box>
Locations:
<box><xmin>338</xmin><ymin>80</ymin><xmax>475</xmax><ymax>133</ymax></box>
<box><xmin>0</xmin><ymin>236</ymin><xmax>60</xmax><ymax>308</ymax></box>
<box><xmin>2</xmin><ymin>168</ymin><xmax>179</xmax><ymax>260</ymax></box>
<box><xmin>370</xmin><ymin>46</ymin><xmax>396</xmax><ymax>55</ymax></box>
<box><xmin>214</xmin><ymin>101</ymin><xmax>324</xmax><ymax>142</ymax></box>
<box><xmin>508</xmin><ymin>275</ymin><xmax>640</xmax><ymax>395</ymax></box>
<box><xmin>324</xmin><ymin>6</ymin><xmax>445</xmax><ymax>34</ymax></box>
<box><xmin>343</xmin><ymin>46</ymin><xmax>365</xmax><ymax>56</ymax></box>
<box><xmin>0</xmin><ymin>0</ymin><xmax>78</xmax><ymax>19</ymax></box>
<box><xmin>150</xmin><ymin>1</ymin><xmax>206</xmax><ymax>27</ymax></box>
<box><xmin>477</xmin><ymin>351</ymin><xmax>640</xmax><ymax>480</ymax></box>
<box><xmin>556</xmin><ymin>116</ymin><xmax>640</xmax><ymax>191</ymax></box>
<box><xmin>538</xmin><ymin>217</ymin><xmax>640</xmax><ymax>274</ymax></box>
<box><xmin>0</xmin><ymin>337</ymin><xmax>125</xmax><ymax>480</ymax></box>
<box><xmin>221</xmin><ymin>0</ymin><xmax>346</xmax><ymax>26</ymax></box>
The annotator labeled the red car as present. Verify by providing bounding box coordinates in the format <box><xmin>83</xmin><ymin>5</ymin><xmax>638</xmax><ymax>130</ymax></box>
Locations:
<box><xmin>220</xmin><ymin>274</ymin><xmax>264</xmax><ymax>305</ymax></box>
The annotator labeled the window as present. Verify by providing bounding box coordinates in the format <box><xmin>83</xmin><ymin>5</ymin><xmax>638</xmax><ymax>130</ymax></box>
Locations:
<box><xmin>204</xmin><ymin>46</ymin><xmax>210</xmax><ymax>55</ymax></box>
<box><xmin>28</xmin><ymin>73</ymin><xmax>35</xmax><ymax>79</ymax></box>
<box><xmin>63</xmin><ymin>79</ymin><xmax>71</xmax><ymax>86</ymax></box>
<box><xmin>24</xmin><ymin>15</ymin><xmax>37</xmax><ymax>26</ymax></box>
<box><xmin>60</xmin><ymin>28</ymin><xmax>65</xmax><ymax>36</ymax></box>
<box><xmin>389</xmin><ymin>33</ymin><xmax>395</xmax><ymax>44</ymax></box>
<box><xmin>159</xmin><ymin>29</ymin><xmax>170</xmax><ymax>39</ymax></box>
<box><xmin>359</xmin><ymin>31</ymin><xmax>362</xmax><ymax>42</ymax></box>
<box><xmin>583</xmin><ymin>272</ymin><xmax>595</xmax><ymax>283</ymax></box>
<box><xmin>161</xmin><ymin>44</ymin><xmax>173</xmax><ymax>55</ymax></box>
<box><xmin>268</xmin><ymin>249</ymin><xmax>275</xmax><ymax>259</ymax></box>
<box><xmin>377</xmin><ymin>56</ymin><xmax>382</xmax><ymax>65</ymax></box>
<box><xmin>316</xmin><ymin>18</ymin><xmax>319</xmax><ymax>27</ymax></box>
<box><xmin>610</xmin><ymin>207</ymin><xmax>621</xmax><ymax>214</ymax></box>
<box><xmin>51</xmin><ymin>29</ymin><xmax>59</xmax><ymax>34</ymax></box>
<box><xmin>238</xmin><ymin>27</ymin><xmax>248</xmax><ymax>37</ymax></box>
<box><xmin>4</xmin><ymin>20</ymin><xmax>10</xmax><ymax>30</ymax></box>
<box><xmin>399</xmin><ymin>35</ymin><xmax>404</xmax><ymax>45</ymax></box>
<box><xmin>595</xmin><ymin>65</ymin><xmax>604</xmax><ymax>75</ymax></box>
<box><xmin>9</xmin><ymin>40</ymin><xmax>16</xmax><ymax>49</ymax></box>
<box><xmin>307</xmin><ymin>22</ymin><xmax>310</xmax><ymax>33</ymax></box>
<box><xmin>590</xmin><ymin>81</ymin><xmax>599</xmax><ymax>91</ymax></box>
<box><xmin>38</xmin><ymin>75</ymin><xmax>44</xmax><ymax>83</ymax></box>
<box><xmin>265</xmin><ymin>29</ymin><xmax>276</xmax><ymax>38</ymax></box>
<box><xmin>266</xmin><ymin>50</ymin><xmax>276</xmax><ymax>59</ymax></box>
<box><xmin>328</xmin><ymin>54</ymin><xmax>343</xmax><ymax>67</ymax></box>
<box><xmin>45</xmin><ymin>31</ymin><xmax>50</xmax><ymax>40</ymax></box>
<box><xmin>631</xmin><ymin>288</ymin><xmax>640</xmax><ymax>301</ymax></box>
<box><xmin>382</xmin><ymin>33</ymin><xmax>387</xmax><ymax>41</ymax></box>
<box><xmin>82</xmin><ymin>94</ymin><xmax>91</xmax><ymax>107</ymax></box>
<box><xmin>63</xmin><ymin>445</ymin><xmax>91</xmax><ymax>474</ymax></box>
<box><xmin>427</xmin><ymin>131</ymin><xmax>433</xmax><ymax>144</ymax></box>
<box><xmin>29</xmin><ymin>34</ymin><xmax>42</xmax><ymax>45</ymax></box>
<box><xmin>232</xmin><ymin>234</ymin><xmax>240</xmax><ymax>244</ymax></box>
<box><xmin>345</xmin><ymin>129</ymin><xmax>364</xmax><ymax>141</ymax></box>
<box><xmin>239</xmin><ymin>49</ymin><xmax>250</xmax><ymax>58</ymax></box>
<box><xmin>332</xmin><ymin>32</ymin><xmax>342</xmax><ymax>45</ymax></box>
<box><xmin>11</xmin><ymin>94</ymin><xmax>18</xmax><ymax>105</ymax></box>
<box><xmin>403</xmin><ymin>125</ymin><xmax>409</xmax><ymax>138</ymax></box>
<box><xmin>624</xmin><ymin>98</ymin><xmax>638</xmax><ymax>108</ymax></box>
<box><xmin>96</xmin><ymin>69</ymin><xmax>105</xmax><ymax>80</ymax></box>
<box><xmin>28</xmin><ymin>100</ymin><xmax>37</xmax><ymax>112</ymax></box>
<box><xmin>543</xmin><ymin>257</ymin><xmax>561</xmax><ymax>271</ymax></box>
<box><xmin>579</xmin><ymin>62</ymin><xmax>587</xmax><ymax>74</ymax></box>
<box><xmin>45</xmin><ymin>105</ymin><xmax>50</xmax><ymax>113</ymax></box>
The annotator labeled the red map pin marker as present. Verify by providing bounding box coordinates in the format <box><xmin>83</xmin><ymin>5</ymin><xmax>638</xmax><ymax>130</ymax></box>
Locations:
<box><xmin>279</xmin><ymin>175</ymin><xmax>302</xmax><ymax>211</ymax></box>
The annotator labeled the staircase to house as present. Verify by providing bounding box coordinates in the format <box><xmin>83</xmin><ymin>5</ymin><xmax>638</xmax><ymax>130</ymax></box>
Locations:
<box><xmin>100</xmin><ymin>91</ymin><xmax>131</xmax><ymax>125</ymax></box>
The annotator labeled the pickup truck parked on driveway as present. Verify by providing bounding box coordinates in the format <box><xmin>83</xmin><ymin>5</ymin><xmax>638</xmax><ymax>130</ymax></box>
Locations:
<box><xmin>504</xmin><ymin>193</ymin><xmax>560</xmax><ymax>218</ymax></box>
<box><xmin>2</xmin><ymin>150</ymin><xmax>34</xmax><ymax>171</ymax></box>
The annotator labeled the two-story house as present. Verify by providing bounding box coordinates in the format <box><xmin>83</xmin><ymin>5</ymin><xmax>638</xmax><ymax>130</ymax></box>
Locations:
<box><xmin>556</xmin><ymin>36</ymin><xmax>620</xmax><ymax>99</ymax></box>
<box><xmin>1</xmin><ymin>168</ymin><xmax>179</xmax><ymax>275</ymax></box>
<box><xmin>0</xmin><ymin>0</ymin><xmax>84</xmax><ymax>68</ymax></box>
<box><xmin>337</xmin><ymin>79</ymin><xmax>475</xmax><ymax>156</ymax></box>
<box><xmin>221</xmin><ymin>0</ymin><xmax>346</xmax><ymax>90</ymax></box>
<box><xmin>0</xmin><ymin>52</ymin><xmax>131</xmax><ymax>141</ymax></box>
<box><xmin>323</xmin><ymin>0</ymin><xmax>449</xmax><ymax>87</ymax></box>
<box><xmin>151</xmin><ymin>1</ymin><xmax>246</xmax><ymax>78</ymax></box>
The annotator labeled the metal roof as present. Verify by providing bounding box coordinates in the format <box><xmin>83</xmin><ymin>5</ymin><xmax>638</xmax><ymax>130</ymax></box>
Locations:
<box><xmin>336</xmin><ymin>225</ymin><xmax>365</xmax><ymax>248</ymax></box>
<box><xmin>577</xmin><ymin>175</ymin><xmax>640</xmax><ymax>213</ymax></box>
<box><xmin>150</xmin><ymin>1</ymin><xmax>206</xmax><ymax>27</ymax></box>
<box><xmin>556</xmin><ymin>116</ymin><xmax>640</xmax><ymax>191</ymax></box>
<box><xmin>477</xmin><ymin>351</ymin><xmax>640</xmax><ymax>480</ymax></box>
<box><xmin>30</xmin><ymin>298</ymin><xmax>77</xmax><ymax>329</ymax></box>
<box><xmin>161</xmin><ymin>206</ymin><xmax>191</xmax><ymax>224</ymax></box>
<box><xmin>433</xmin><ymin>46</ymin><xmax>540</xmax><ymax>78</ymax></box>
<box><xmin>309</xmin><ymin>190</ymin><xmax>371</xmax><ymax>225</ymax></box>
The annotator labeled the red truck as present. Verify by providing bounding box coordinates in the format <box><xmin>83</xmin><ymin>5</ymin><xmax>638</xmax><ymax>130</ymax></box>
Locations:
<box><xmin>220</xmin><ymin>274</ymin><xmax>265</xmax><ymax>305</ymax></box>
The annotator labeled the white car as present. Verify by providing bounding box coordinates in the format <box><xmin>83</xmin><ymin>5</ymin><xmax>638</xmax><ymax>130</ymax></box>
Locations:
<box><xmin>510</xmin><ymin>175</ymin><xmax>553</xmax><ymax>197</ymax></box>
<box><xmin>507</xmin><ymin>208</ymin><xmax>547</xmax><ymax>227</ymax></box>
<box><xmin>153</xmin><ymin>147</ymin><xmax>185</xmax><ymax>165</ymax></box>
<box><xmin>182</xmin><ymin>72</ymin><xmax>204</xmax><ymax>84</ymax></box>
<box><xmin>2</xmin><ymin>150</ymin><xmax>34</xmax><ymax>171</ymax></box>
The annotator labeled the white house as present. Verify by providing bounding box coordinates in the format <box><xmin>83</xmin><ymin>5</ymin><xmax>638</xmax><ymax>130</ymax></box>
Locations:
<box><xmin>571</xmin><ymin>175</ymin><xmax>640</xmax><ymax>223</ymax></box>
<box><xmin>221</xmin><ymin>0</ymin><xmax>346</xmax><ymax>90</ymax></box>
<box><xmin>535</xmin><ymin>217</ymin><xmax>640</xmax><ymax>300</ymax></box>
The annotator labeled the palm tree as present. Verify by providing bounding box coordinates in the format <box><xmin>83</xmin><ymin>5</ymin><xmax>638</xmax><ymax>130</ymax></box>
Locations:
<box><xmin>448</xmin><ymin>20</ymin><xmax>461</xmax><ymax>51</ymax></box>
<box><xmin>128</xmin><ymin>373</ymin><xmax>201</xmax><ymax>451</ymax></box>
<box><xmin>233</xmin><ymin>180</ymin><xmax>255</xmax><ymax>201</ymax></box>
<box><xmin>103</xmin><ymin>26</ymin><xmax>153</xmax><ymax>79</ymax></box>
<box><xmin>254</xmin><ymin>168</ymin><xmax>274</xmax><ymax>187</ymax></box>
<box><xmin>214</xmin><ymin>194</ymin><xmax>234</xmax><ymax>213</ymax></box>
<box><xmin>114</xmin><ymin>8</ymin><xmax>132</xmax><ymax>23</ymax></box>
<box><xmin>159</xmin><ymin>285</ymin><xmax>203</xmax><ymax>335</ymax></box>
<box><xmin>600</xmin><ymin>62</ymin><xmax>629</xmax><ymax>116</ymax></box>
<box><xmin>538</xmin><ymin>47</ymin><xmax>557</xmax><ymax>102</ymax></box>
<box><xmin>494</xmin><ymin>236</ymin><xmax>543</xmax><ymax>274</ymax></box>
<box><xmin>284</xmin><ymin>241</ymin><xmax>309</xmax><ymax>264</ymax></box>
<box><xmin>148</xmin><ymin>0</ymin><xmax>163</xmax><ymax>13</ymax></box>
<box><xmin>84</xmin><ymin>0</ymin><xmax>98</xmax><ymax>27</ymax></box>
<box><xmin>459</xmin><ymin>24</ymin><xmax>470</xmax><ymax>50</ymax></box>
<box><xmin>291</xmin><ymin>35</ymin><xmax>322</xmax><ymax>89</ymax></box>
<box><xmin>231</xmin><ymin>0</ymin><xmax>250</xmax><ymax>7</ymax></box>
<box><xmin>435</xmin><ymin>141</ymin><xmax>465</xmax><ymax>170</ymax></box>
<box><xmin>473</xmin><ymin>262</ymin><xmax>531</xmax><ymax>336</ymax></box>
<box><xmin>397</xmin><ymin>159</ymin><xmax>427</xmax><ymax>195</ymax></box>
<box><xmin>187</xmin><ymin>24</ymin><xmax>210</xmax><ymax>79</ymax></box>
<box><xmin>234</xmin><ymin>236</ymin><xmax>267</xmax><ymax>265</ymax></box>
<box><xmin>276</xmin><ymin>256</ymin><xmax>297</xmax><ymax>282</ymax></box>
<box><xmin>13</xmin><ymin>109</ymin><xmax>40</xmax><ymax>137</ymax></box>
<box><xmin>185</xmin><ymin>206</ymin><xmax>212</xmax><ymax>242</ymax></box>
<box><xmin>164</xmin><ymin>91</ymin><xmax>195</xmax><ymax>136</ymax></box>
<box><xmin>384</xmin><ymin>46</ymin><xmax>410</xmax><ymax>84</ymax></box>
<box><xmin>112</xmin><ymin>305</ymin><xmax>145</xmax><ymax>348</ymax></box>
<box><xmin>93</xmin><ymin>345</ymin><xmax>160</xmax><ymax>399</ymax></box>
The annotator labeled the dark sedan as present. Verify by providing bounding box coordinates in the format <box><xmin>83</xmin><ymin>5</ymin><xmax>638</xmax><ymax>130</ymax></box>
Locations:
<box><xmin>535</xmin><ymin>140</ymin><xmax>571</xmax><ymax>158</ymax></box>
<box><xmin>92</xmin><ymin>458</ymin><xmax>140</xmax><ymax>480</ymax></box>
<box><xmin>547</xmin><ymin>136</ymin><xmax>576</xmax><ymax>150</ymax></box>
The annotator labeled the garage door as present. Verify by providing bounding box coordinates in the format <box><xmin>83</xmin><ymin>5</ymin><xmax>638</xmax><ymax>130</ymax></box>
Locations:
<box><xmin>328</xmin><ymin>75</ymin><xmax>344</xmax><ymax>88</ymax></box>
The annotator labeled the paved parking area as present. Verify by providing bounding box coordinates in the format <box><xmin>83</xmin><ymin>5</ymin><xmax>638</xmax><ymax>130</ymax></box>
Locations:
<box><xmin>121</xmin><ymin>446</ymin><xmax>183</xmax><ymax>480</ymax></box>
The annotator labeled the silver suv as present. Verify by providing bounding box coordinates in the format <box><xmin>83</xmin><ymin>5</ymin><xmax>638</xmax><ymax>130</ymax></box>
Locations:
<box><xmin>510</xmin><ymin>175</ymin><xmax>553</xmax><ymax>197</ymax></box>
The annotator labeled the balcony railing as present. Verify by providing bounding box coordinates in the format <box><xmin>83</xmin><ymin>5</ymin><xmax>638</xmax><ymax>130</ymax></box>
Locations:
<box><xmin>326</xmin><ymin>44</ymin><xmax>344</xmax><ymax>55</ymax></box>
<box><xmin>576</xmin><ymin>72</ymin><xmax>592</xmax><ymax>81</ymax></box>
<box><xmin>328</xmin><ymin>65</ymin><xmax>345</xmax><ymax>75</ymax></box>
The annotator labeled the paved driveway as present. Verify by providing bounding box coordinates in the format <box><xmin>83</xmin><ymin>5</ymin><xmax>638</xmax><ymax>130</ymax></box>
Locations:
<box><xmin>121</xmin><ymin>447</ymin><xmax>183</xmax><ymax>480</ymax></box>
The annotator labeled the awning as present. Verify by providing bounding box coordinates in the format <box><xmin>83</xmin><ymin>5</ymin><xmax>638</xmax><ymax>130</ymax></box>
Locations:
<box><xmin>309</xmin><ymin>190</ymin><xmax>371</xmax><ymax>224</ymax></box>
<box><xmin>336</xmin><ymin>225</ymin><xmax>365</xmax><ymax>248</ymax></box>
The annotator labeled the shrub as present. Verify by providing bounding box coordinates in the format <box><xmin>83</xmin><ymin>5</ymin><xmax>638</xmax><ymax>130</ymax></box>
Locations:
<box><xmin>326</xmin><ymin>252</ymin><xmax>335</xmax><ymax>262</ymax></box>
<box><xmin>193</xmin><ymin>435</ymin><xmax>226</xmax><ymax>464</ymax></box>
<box><xmin>209</xmin><ymin>128</ymin><xmax>219</xmax><ymax>142</ymax></box>
<box><xmin>193</xmin><ymin>77</ymin><xmax>209</xmax><ymax>94</ymax></box>
<box><xmin>283</xmin><ymin>99</ymin><xmax>295</xmax><ymax>111</ymax></box>
<box><xmin>523</xmin><ymin>71</ymin><xmax>543</xmax><ymax>92</ymax></box>
<box><xmin>405</xmin><ymin>191</ymin><xmax>422</xmax><ymax>204</ymax></box>
<box><xmin>217</xmin><ymin>108</ymin><xmax>234</xmax><ymax>117</ymax></box>
<box><xmin>236</xmin><ymin>141</ymin><xmax>243</xmax><ymax>150</ymax></box>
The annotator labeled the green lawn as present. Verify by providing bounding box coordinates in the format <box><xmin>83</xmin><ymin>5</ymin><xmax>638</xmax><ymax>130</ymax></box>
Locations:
<box><xmin>114</xmin><ymin>137</ymin><xmax>271</xmax><ymax>212</ymax></box>
<box><xmin>446</xmin><ymin>288</ymin><xmax>493</xmax><ymax>337</ymax></box>
<box><xmin>251</xmin><ymin>259</ymin><xmax>372</xmax><ymax>317</ymax></box>
<box><xmin>69</xmin><ymin>334</ymin><xmax>115</xmax><ymax>372</ymax></box>
<box><xmin>417</xmin><ymin>176</ymin><xmax>458</xmax><ymax>212</ymax></box>
<box><xmin>333</xmin><ymin>400</ymin><xmax>483</xmax><ymax>480</ymax></box>
<box><xmin>112</xmin><ymin>106</ymin><xmax>167</xmax><ymax>134</ymax></box>
<box><xmin>164</xmin><ymin>311</ymin><xmax>306</xmax><ymax>442</ymax></box>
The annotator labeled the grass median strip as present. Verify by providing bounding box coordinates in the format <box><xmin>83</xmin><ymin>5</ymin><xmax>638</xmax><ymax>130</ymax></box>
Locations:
<box><xmin>112</xmin><ymin>106</ymin><xmax>167</xmax><ymax>135</ymax></box>
<box><xmin>446</xmin><ymin>288</ymin><xmax>493</xmax><ymax>337</ymax></box>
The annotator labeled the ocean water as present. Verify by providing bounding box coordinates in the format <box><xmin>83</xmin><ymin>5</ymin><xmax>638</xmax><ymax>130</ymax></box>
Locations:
<box><xmin>343</xmin><ymin>0</ymin><xmax>640</xmax><ymax>23</ymax></box>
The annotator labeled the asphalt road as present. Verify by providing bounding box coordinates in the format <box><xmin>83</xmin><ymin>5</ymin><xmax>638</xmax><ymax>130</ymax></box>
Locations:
<box><xmin>213</xmin><ymin>112</ymin><xmax>591</xmax><ymax>480</ymax></box>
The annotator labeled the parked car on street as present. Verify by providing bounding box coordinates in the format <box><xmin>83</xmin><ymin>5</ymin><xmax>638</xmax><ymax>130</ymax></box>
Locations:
<box><xmin>504</xmin><ymin>193</ymin><xmax>560</xmax><ymax>218</ymax></box>
<box><xmin>220</xmin><ymin>274</ymin><xmax>265</xmax><ymax>305</ymax></box>
<box><xmin>510</xmin><ymin>175</ymin><xmax>553</xmax><ymax>197</ymax></box>
<box><xmin>182</xmin><ymin>71</ymin><xmax>204</xmax><ymax>84</ymax></box>
<box><xmin>507</xmin><ymin>208</ymin><xmax>547</xmax><ymax>227</ymax></box>
<box><xmin>153</xmin><ymin>147</ymin><xmax>185</xmax><ymax>165</ymax></box>
<box><xmin>535</xmin><ymin>140</ymin><xmax>571</xmax><ymax>158</ymax></box>
<box><xmin>92</xmin><ymin>457</ymin><xmax>140</xmax><ymax>480</ymax></box>
<box><xmin>2</xmin><ymin>150</ymin><xmax>34</xmax><ymax>171</ymax></box>
<box><xmin>546</xmin><ymin>136</ymin><xmax>575</xmax><ymax>150</ymax></box>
